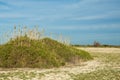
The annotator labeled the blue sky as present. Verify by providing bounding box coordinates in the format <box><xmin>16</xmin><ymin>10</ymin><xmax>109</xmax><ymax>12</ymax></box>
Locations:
<box><xmin>0</xmin><ymin>0</ymin><xmax>120</xmax><ymax>45</ymax></box>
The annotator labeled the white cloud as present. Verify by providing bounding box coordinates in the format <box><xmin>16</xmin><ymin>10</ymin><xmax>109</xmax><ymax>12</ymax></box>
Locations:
<box><xmin>69</xmin><ymin>10</ymin><xmax>120</xmax><ymax>20</ymax></box>
<box><xmin>0</xmin><ymin>14</ymin><xmax>27</xmax><ymax>18</ymax></box>
<box><xmin>62</xmin><ymin>0</ymin><xmax>100</xmax><ymax>9</ymax></box>
<box><xmin>70</xmin><ymin>15</ymin><xmax>106</xmax><ymax>20</ymax></box>
<box><xmin>49</xmin><ymin>24</ymin><xmax>120</xmax><ymax>30</ymax></box>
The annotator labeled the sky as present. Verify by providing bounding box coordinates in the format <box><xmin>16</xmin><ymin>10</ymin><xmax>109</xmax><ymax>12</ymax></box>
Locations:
<box><xmin>0</xmin><ymin>0</ymin><xmax>120</xmax><ymax>45</ymax></box>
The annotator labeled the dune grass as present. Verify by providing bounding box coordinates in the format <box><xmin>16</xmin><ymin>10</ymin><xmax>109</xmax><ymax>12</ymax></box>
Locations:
<box><xmin>0</xmin><ymin>36</ymin><xmax>92</xmax><ymax>68</ymax></box>
<box><xmin>0</xmin><ymin>48</ymin><xmax>119</xmax><ymax>80</ymax></box>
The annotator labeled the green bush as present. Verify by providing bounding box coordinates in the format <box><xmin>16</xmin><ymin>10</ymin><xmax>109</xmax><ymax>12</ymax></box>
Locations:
<box><xmin>0</xmin><ymin>36</ymin><xmax>92</xmax><ymax>68</ymax></box>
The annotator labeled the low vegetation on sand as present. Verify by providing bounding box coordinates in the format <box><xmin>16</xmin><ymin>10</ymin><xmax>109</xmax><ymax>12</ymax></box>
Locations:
<box><xmin>72</xmin><ymin>47</ymin><xmax>120</xmax><ymax>80</ymax></box>
<box><xmin>0</xmin><ymin>47</ymin><xmax>119</xmax><ymax>80</ymax></box>
<box><xmin>0</xmin><ymin>26</ymin><xmax>92</xmax><ymax>68</ymax></box>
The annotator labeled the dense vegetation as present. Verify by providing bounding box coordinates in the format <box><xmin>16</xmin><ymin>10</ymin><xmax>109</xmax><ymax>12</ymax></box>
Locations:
<box><xmin>0</xmin><ymin>36</ymin><xmax>92</xmax><ymax>68</ymax></box>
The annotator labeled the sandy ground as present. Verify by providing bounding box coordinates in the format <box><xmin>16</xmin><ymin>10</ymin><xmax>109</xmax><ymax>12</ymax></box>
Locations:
<box><xmin>0</xmin><ymin>60</ymin><xmax>101</xmax><ymax>80</ymax></box>
<box><xmin>78</xmin><ymin>47</ymin><xmax>120</xmax><ymax>53</ymax></box>
<box><xmin>0</xmin><ymin>47</ymin><xmax>120</xmax><ymax>80</ymax></box>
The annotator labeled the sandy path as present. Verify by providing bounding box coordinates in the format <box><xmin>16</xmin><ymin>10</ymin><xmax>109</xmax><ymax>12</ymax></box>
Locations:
<box><xmin>0</xmin><ymin>59</ymin><xmax>101</xmax><ymax>80</ymax></box>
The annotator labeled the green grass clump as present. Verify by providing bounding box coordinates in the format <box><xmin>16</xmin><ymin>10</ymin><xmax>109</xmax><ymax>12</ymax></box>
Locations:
<box><xmin>0</xmin><ymin>36</ymin><xmax>92</xmax><ymax>68</ymax></box>
<box><xmin>72</xmin><ymin>68</ymin><xmax>120</xmax><ymax>80</ymax></box>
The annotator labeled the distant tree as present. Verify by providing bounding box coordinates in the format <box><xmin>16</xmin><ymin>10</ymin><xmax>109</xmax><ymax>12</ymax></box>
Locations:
<box><xmin>93</xmin><ymin>41</ymin><xmax>101</xmax><ymax>47</ymax></box>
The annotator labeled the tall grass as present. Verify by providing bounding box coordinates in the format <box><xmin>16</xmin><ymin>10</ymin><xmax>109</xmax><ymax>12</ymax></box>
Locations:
<box><xmin>0</xmin><ymin>25</ymin><xmax>92</xmax><ymax>68</ymax></box>
<box><xmin>0</xmin><ymin>25</ymin><xmax>70</xmax><ymax>45</ymax></box>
